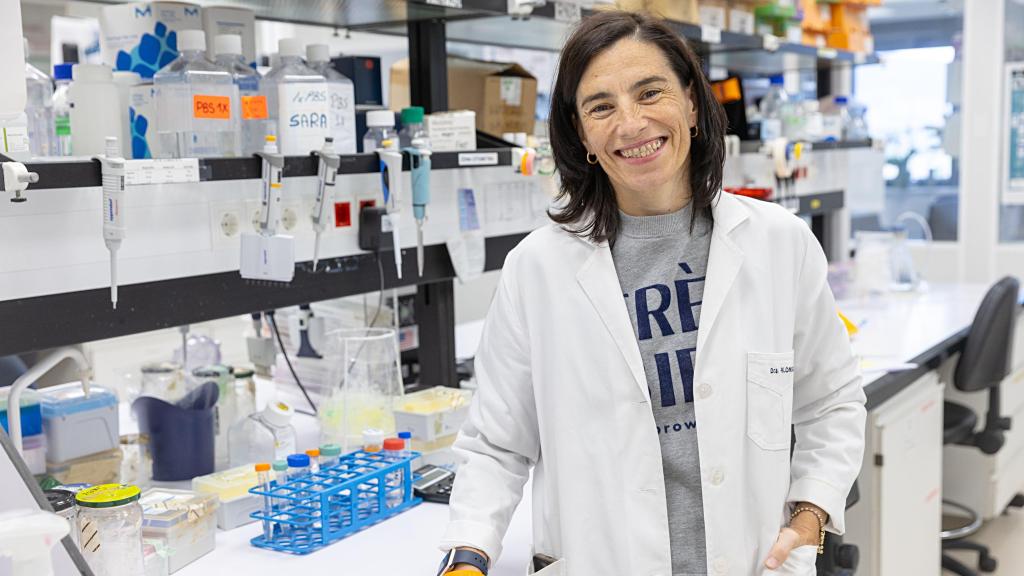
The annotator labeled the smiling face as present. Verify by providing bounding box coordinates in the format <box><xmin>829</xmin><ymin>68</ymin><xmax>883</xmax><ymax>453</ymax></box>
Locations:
<box><xmin>575</xmin><ymin>38</ymin><xmax>698</xmax><ymax>215</ymax></box>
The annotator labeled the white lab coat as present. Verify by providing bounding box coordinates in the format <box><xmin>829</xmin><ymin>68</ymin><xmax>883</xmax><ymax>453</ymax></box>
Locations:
<box><xmin>441</xmin><ymin>191</ymin><xmax>867</xmax><ymax>576</ymax></box>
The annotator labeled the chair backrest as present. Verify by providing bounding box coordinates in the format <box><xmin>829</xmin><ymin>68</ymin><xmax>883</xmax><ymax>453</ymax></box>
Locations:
<box><xmin>927</xmin><ymin>194</ymin><xmax>959</xmax><ymax>241</ymax></box>
<box><xmin>954</xmin><ymin>276</ymin><xmax>1021</xmax><ymax>392</ymax></box>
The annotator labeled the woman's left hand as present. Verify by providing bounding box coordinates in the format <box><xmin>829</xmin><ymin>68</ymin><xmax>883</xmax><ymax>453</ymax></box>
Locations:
<box><xmin>763</xmin><ymin>509</ymin><xmax>822</xmax><ymax>570</ymax></box>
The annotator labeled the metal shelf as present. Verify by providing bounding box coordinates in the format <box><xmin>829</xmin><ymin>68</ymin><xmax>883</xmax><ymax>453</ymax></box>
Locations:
<box><xmin>398</xmin><ymin>6</ymin><xmax>878</xmax><ymax>75</ymax></box>
<box><xmin>21</xmin><ymin>148</ymin><xmax>513</xmax><ymax>191</ymax></box>
<box><xmin>738</xmin><ymin>139</ymin><xmax>874</xmax><ymax>154</ymax></box>
<box><xmin>0</xmin><ymin>233</ymin><xmax>527</xmax><ymax>357</ymax></box>
<box><xmin>79</xmin><ymin>0</ymin><xmax>508</xmax><ymax>30</ymax></box>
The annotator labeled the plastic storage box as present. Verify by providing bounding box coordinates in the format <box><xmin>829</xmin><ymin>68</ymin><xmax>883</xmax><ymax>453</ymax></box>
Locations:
<box><xmin>48</xmin><ymin>447</ymin><xmax>123</xmax><ymax>486</ymax></box>
<box><xmin>0</xmin><ymin>388</ymin><xmax>42</xmax><ymax>436</ymax></box>
<box><xmin>141</xmin><ymin>489</ymin><xmax>218</xmax><ymax>573</ymax></box>
<box><xmin>22</xmin><ymin>434</ymin><xmax>47</xmax><ymax>475</ymax></box>
<box><xmin>393</xmin><ymin>387</ymin><xmax>472</xmax><ymax>442</ymax></box>
<box><xmin>40</xmin><ymin>382</ymin><xmax>119</xmax><ymax>462</ymax></box>
<box><xmin>191</xmin><ymin>465</ymin><xmax>260</xmax><ymax>530</ymax></box>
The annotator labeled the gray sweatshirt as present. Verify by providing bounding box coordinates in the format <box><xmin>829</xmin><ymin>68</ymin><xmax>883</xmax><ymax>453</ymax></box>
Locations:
<box><xmin>611</xmin><ymin>201</ymin><xmax>712</xmax><ymax>576</ymax></box>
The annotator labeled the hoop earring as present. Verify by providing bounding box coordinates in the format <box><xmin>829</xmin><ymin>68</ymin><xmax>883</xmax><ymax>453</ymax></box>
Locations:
<box><xmin>586</xmin><ymin>152</ymin><xmax>599</xmax><ymax>165</ymax></box>
<box><xmin>690</xmin><ymin>125</ymin><xmax>699</xmax><ymax>139</ymax></box>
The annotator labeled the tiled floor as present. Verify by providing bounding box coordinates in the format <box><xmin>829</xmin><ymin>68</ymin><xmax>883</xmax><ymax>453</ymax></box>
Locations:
<box><xmin>944</xmin><ymin>507</ymin><xmax>1024</xmax><ymax>575</ymax></box>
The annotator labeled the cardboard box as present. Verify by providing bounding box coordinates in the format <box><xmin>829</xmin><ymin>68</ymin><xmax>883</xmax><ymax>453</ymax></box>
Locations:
<box><xmin>100</xmin><ymin>2</ymin><xmax>203</xmax><ymax>79</ymax></box>
<box><xmin>391</xmin><ymin>56</ymin><xmax>537</xmax><ymax>138</ymax></box>
<box><xmin>609</xmin><ymin>0</ymin><xmax>699</xmax><ymax>23</ymax></box>
<box><xmin>128</xmin><ymin>83</ymin><xmax>158</xmax><ymax>158</ymax></box>
<box><xmin>202</xmin><ymin>5</ymin><xmax>256</xmax><ymax>64</ymax></box>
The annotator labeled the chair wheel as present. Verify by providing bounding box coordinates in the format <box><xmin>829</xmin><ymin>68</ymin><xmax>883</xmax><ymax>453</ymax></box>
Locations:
<box><xmin>979</xmin><ymin>556</ymin><xmax>997</xmax><ymax>573</ymax></box>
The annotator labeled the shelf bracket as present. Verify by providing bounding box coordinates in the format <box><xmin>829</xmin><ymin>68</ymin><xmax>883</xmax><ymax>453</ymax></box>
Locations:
<box><xmin>408</xmin><ymin>18</ymin><xmax>449</xmax><ymax>113</ymax></box>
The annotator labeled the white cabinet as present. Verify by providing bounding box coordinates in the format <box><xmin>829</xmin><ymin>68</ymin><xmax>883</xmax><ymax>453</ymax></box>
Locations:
<box><xmin>846</xmin><ymin>372</ymin><xmax>944</xmax><ymax>576</ymax></box>
<box><xmin>942</xmin><ymin>313</ymin><xmax>1024</xmax><ymax>519</ymax></box>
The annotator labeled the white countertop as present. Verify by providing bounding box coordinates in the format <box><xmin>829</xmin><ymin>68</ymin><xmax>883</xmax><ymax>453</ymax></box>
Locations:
<box><xmin>175</xmin><ymin>485</ymin><xmax>535</xmax><ymax>575</ymax></box>
<box><xmin>838</xmin><ymin>283</ymin><xmax>990</xmax><ymax>389</ymax></box>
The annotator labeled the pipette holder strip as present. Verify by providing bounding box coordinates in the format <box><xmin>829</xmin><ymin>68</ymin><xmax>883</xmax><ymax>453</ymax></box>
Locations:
<box><xmin>248</xmin><ymin>450</ymin><xmax>421</xmax><ymax>554</ymax></box>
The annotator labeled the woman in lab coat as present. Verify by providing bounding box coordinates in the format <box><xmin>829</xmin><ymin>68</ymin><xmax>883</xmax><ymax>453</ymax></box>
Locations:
<box><xmin>437</xmin><ymin>11</ymin><xmax>866</xmax><ymax>576</ymax></box>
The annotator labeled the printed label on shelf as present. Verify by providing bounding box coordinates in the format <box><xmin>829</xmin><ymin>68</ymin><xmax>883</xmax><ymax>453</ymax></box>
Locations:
<box><xmin>762</xmin><ymin>34</ymin><xmax>781</xmax><ymax>52</ymax></box>
<box><xmin>555</xmin><ymin>2</ymin><xmax>582</xmax><ymax>23</ymax></box>
<box><xmin>425</xmin><ymin>0</ymin><xmax>462</xmax><ymax>7</ymax></box>
<box><xmin>700</xmin><ymin>25</ymin><xmax>722</xmax><ymax>44</ymax></box>
<box><xmin>193</xmin><ymin>95</ymin><xmax>231</xmax><ymax>119</ymax></box>
<box><xmin>458</xmin><ymin>152</ymin><xmax>499</xmax><ymax>167</ymax></box>
<box><xmin>817</xmin><ymin>47</ymin><xmax>839</xmax><ymax>60</ymax></box>
<box><xmin>241</xmin><ymin>95</ymin><xmax>269</xmax><ymax>120</ymax></box>
<box><xmin>125</xmin><ymin>158</ymin><xmax>200</xmax><ymax>185</ymax></box>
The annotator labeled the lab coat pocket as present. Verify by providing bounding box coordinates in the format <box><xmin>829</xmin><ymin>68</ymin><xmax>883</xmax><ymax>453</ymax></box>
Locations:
<box><xmin>527</xmin><ymin>558</ymin><xmax>566</xmax><ymax>576</ymax></box>
<box><xmin>761</xmin><ymin>545</ymin><xmax>818</xmax><ymax>576</ymax></box>
<box><xmin>746</xmin><ymin>351</ymin><xmax>795</xmax><ymax>450</ymax></box>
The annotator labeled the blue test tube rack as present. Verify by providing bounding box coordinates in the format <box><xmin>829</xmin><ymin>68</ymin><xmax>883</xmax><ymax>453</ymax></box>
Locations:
<box><xmin>248</xmin><ymin>449</ymin><xmax>422</xmax><ymax>554</ymax></box>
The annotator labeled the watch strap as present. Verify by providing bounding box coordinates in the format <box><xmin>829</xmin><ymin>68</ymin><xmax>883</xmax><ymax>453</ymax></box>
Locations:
<box><xmin>438</xmin><ymin>548</ymin><xmax>489</xmax><ymax>575</ymax></box>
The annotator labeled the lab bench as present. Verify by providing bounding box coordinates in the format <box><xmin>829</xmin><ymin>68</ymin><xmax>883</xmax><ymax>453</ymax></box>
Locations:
<box><xmin>165</xmin><ymin>284</ymin><xmax>1015</xmax><ymax>575</ymax></box>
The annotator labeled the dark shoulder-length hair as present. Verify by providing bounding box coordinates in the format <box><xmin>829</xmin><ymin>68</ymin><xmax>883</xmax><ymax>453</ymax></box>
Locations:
<box><xmin>548</xmin><ymin>10</ymin><xmax>727</xmax><ymax>243</ymax></box>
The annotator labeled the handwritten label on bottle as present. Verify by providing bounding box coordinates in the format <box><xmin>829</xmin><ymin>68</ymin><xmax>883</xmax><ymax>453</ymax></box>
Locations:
<box><xmin>278</xmin><ymin>83</ymin><xmax>329</xmax><ymax>155</ymax></box>
<box><xmin>193</xmin><ymin>95</ymin><xmax>231</xmax><ymax>119</ymax></box>
<box><xmin>241</xmin><ymin>95</ymin><xmax>268</xmax><ymax>120</ymax></box>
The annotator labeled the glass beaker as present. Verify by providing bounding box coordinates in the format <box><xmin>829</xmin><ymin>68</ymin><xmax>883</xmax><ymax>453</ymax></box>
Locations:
<box><xmin>320</xmin><ymin>328</ymin><xmax>403</xmax><ymax>451</ymax></box>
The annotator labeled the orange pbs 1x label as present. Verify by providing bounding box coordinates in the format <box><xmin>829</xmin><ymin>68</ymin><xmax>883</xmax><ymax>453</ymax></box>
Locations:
<box><xmin>193</xmin><ymin>95</ymin><xmax>232</xmax><ymax>119</ymax></box>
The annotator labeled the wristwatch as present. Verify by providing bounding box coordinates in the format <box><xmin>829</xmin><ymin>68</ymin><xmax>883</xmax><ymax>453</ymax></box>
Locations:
<box><xmin>437</xmin><ymin>548</ymin><xmax>489</xmax><ymax>575</ymax></box>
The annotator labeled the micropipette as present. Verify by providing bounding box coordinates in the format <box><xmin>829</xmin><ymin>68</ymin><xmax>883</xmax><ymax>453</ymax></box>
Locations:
<box><xmin>378</xmin><ymin>149</ymin><xmax>404</xmax><ymax>279</ymax></box>
<box><xmin>98</xmin><ymin>137</ymin><xmax>126</xmax><ymax>309</ymax></box>
<box><xmin>240</xmin><ymin>135</ymin><xmax>294</xmax><ymax>283</ymax></box>
<box><xmin>258</xmin><ymin>135</ymin><xmax>285</xmax><ymax>234</ymax></box>
<box><xmin>405</xmin><ymin>143</ymin><xmax>432</xmax><ymax>277</ymax></box>
<box><xmin>312</xmin><ymin>138</ymin><xmax>341</xmax><ymax>271</ymax></box>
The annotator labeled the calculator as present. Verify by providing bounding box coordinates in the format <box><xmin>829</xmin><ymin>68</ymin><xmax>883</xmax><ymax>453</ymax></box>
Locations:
<box><xmin>413</xmin><ymin>464</ymin><xmax>456</xmax><ymax>504</ymax></box>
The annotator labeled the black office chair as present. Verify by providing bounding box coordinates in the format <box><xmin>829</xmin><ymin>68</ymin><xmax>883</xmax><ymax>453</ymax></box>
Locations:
<box><xmin>941</xmin><ymin>276</ymin><xmax>1020</xmax><ymax>576</ymax></box>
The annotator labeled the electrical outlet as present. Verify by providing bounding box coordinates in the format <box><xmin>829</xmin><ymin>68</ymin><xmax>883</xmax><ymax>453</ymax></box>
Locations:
<box><xmin>209</xmin><ymin>202</ymin><xmax>245</xmax><ymax>249</ymax></box>
<box><xmin>221</xmin><ymin>212</ymin><xmax>240</xmax><ymax>237</ymax></box>
<box><xmin>281</xmin><ymin>205</ymin><xmax>298</xmax><ymax>232</ymax></box>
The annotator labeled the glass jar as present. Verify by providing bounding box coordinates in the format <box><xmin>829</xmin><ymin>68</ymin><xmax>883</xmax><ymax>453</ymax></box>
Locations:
<box><xmin>45</xmin><ymin>489</ymin><xmax>78</xmax><ymax>547</ymax></box>
<box><xmin>231</xmin><ymin>367</ymin><xmax>257</xmax><ymax>421</ymax></box>
<box><xmin>76</xmin><ymin>484</ymin><xmax>145</xmax><ymax>576</ymax></box>
<box><xmin>141</xmin><ymin>362</ymin><xmax>183</xmax><ymax>401</ymax></box>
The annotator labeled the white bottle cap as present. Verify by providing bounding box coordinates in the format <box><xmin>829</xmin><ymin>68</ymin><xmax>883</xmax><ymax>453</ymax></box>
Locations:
<box><xmin>279</xmin><ymin>38</ymin><xmax>304</xmax><ymax>58</ymax></box>
<box><xmin>215</xmin><ymin>34</ymin><xmax>243</xmax><ymax>57</ymax></box>
<box><xmin>263</xmin><ymin>400</ymin><xmax>294</xmax><ymax>428</ymax></box>
<box><xmin>366</xmin><ymin>110</ymin><xmax>395</xmax><ymax>128</ymax></box>
<box><xmin>362</xmin><ymin>428</ymin><xmax>385</xmax><ymax>446</ymax></box>
<box><xmin>112</xmin><ymin>71</ymin><xmax>142</xmax><ymax>86</ymax></box>
<box><xmin>72</xmin><ymin>64</ymin><xmax>113</xmax><ymax>83</ymax></box>
<box><xmin>178</xmin><ymin>29</ymin><xmax>206</xmax><ymax>52</ymax></box>
<box><xmin>307</xmin><ymin>44</ymin><xmax>330</xmax><ymax>63</ymax></box>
